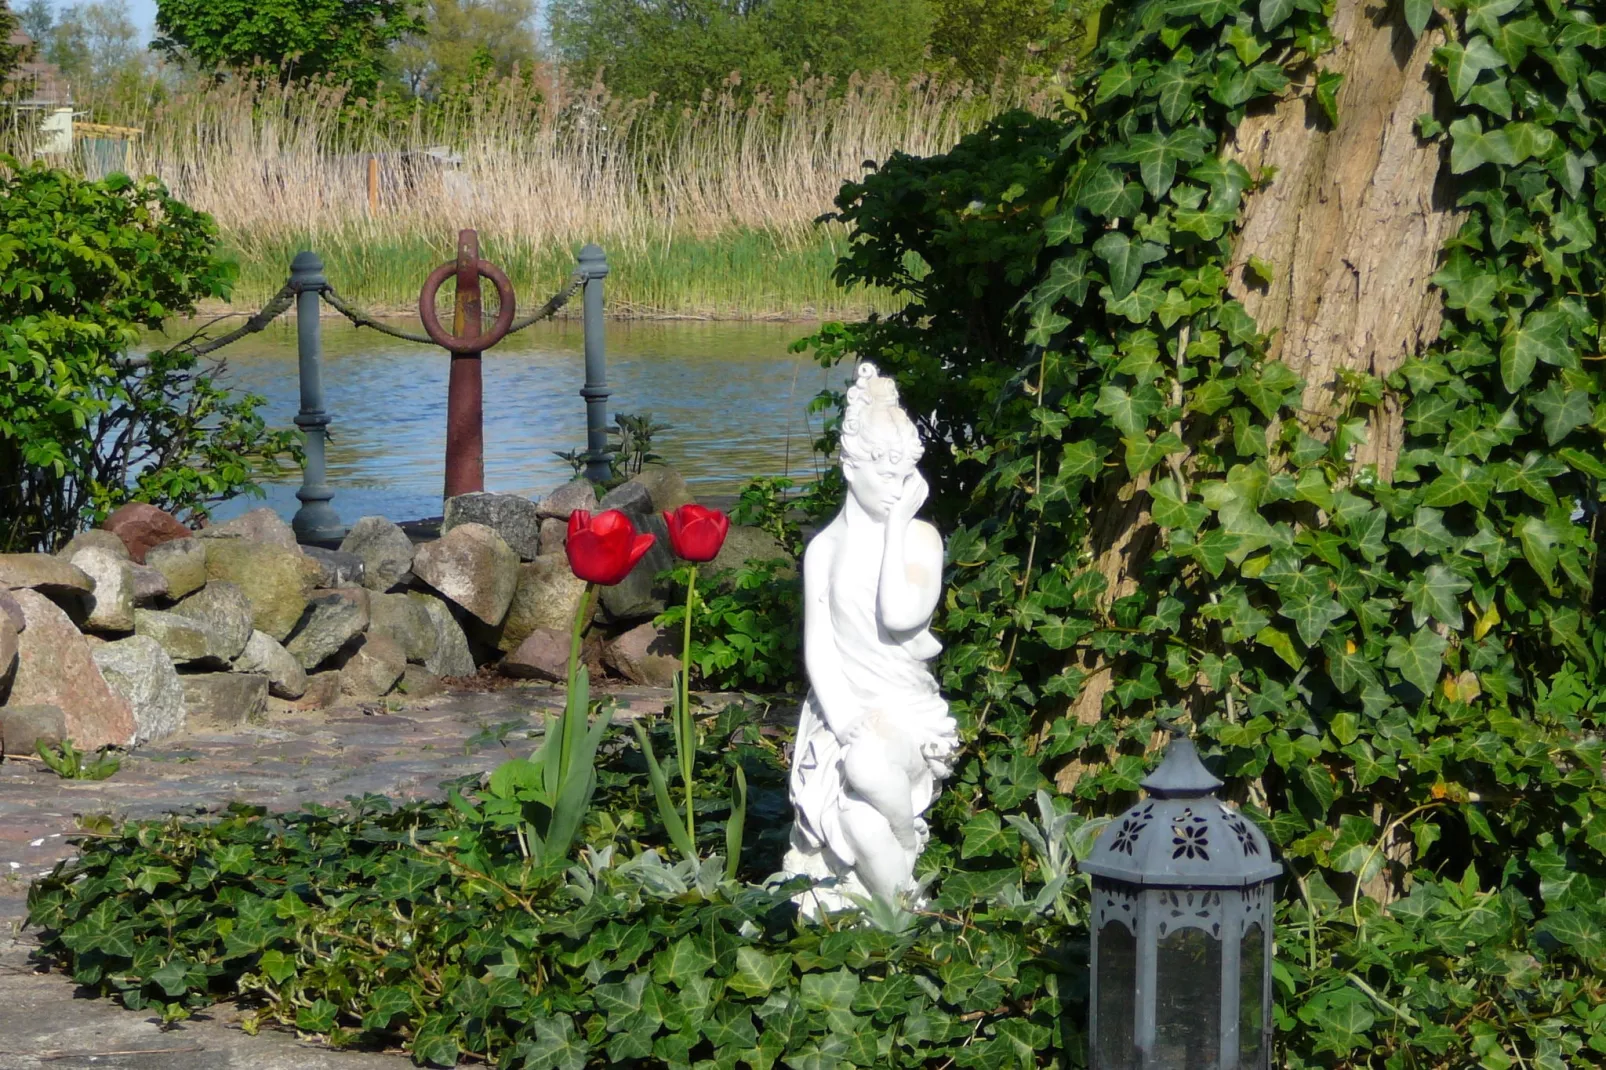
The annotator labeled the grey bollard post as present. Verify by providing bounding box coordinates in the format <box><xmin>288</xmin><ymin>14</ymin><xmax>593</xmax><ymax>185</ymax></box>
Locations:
<box><xmin>289</xmin><ymin>251</ymin><xmax>346</xmax><ymax>543</ymax></box>
<box><xmin>577</xmin><ymin>244</ymin><xmax>613</xmax><ymax>484</ymax></box>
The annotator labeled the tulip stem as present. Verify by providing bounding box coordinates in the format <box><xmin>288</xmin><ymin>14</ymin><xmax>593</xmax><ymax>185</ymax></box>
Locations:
<box><xmin>679</xmin><ymin>565</ymin><xmax>698</xmax><ymax>845</ymax></box>
<box><xmin>565</xmin><ymin>583</ymin><xmax>595</xmax><ymax>762</ymax></box>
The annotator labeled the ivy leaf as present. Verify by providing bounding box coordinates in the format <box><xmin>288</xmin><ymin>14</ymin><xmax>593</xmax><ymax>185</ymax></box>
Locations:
<box><xmin>1124</xmin><ymin>431</ymin><xmax>1185</xmax><ymax>477</ymax></box>
<box><xmin>1060</xmin><ymin>440</ymin><xmax>1109</xmax><ymax>479</ymax></box>
<box><xmin>1259</xmin><ymin>0</ymin><xmax>1294</xmax><ymax>32</ymax></box>
<box><xmin>1449</xmin><ymin>114</ymin><xmax>1519</xmax><ymax>174</ymax></box>
<box><xmin>362</xmin><ymin>986</ymin><xmax>415</xmax><ymax>1031</ymax></box>
<box><xmin>1529</xmin><ymin>380</ymin><xmax>1591</xmax><ymax>445</ymax></box>
<box><xmin>1463</xmin><ymin>0</ymin><xmax>1521</xmax><ymax>38</ymax></box>
<box><xmin>960</xmin><ymin>810</ymin><xmax>1018</xmax><ymax>858</ymax></box>
<box><xmin>1386</xmin><ymin>627</ymin><xmax>1448</xmax><ymax>694</ymax></box>
<box><xmin>1118</xmin><ymin>130</ymin><xmax>1209</xmax><ymax>200</ymax></box>
<box><xmin>1095</xmin><ymin>382</ymin><xmax>1164</xmax><ymax>437</ymax></box>
<box><xmin>257</xmin><ymin>948</ymin><xmax>297</xmax><ymax>986</ymax></box>
<box><xmin>1535</xmin><ymin>911</ymin><xmax>1606</xmax><ymax>964</ymax></box>
<box><xmin>1093</xmin><ymin>232</ymin><xmax>1167</xmax><ymax>300</ymax></box>
<box><xmin>728</xmin><ymin>948</ymin><xmax>789</xmax><ymax>998</ymax></box>
<box><xmin>1315</xmin><ymin>71</ymin><xmax>1345</xmax><ymax>126</ymax></box>
<box><xmin>1437</xmin><ymin>36</ymin><xmax>1507</xmax><ymax>101</ymax></box>
<box><xmin>1150</xmin><ymin>61</ymin><xmax>1198</xmax><ymax>124</ymax></box>
<box><xmin>1079</xmin><ymin>167</ymin><xmax>1145</xmax><ymax>219</ymax></box>
<box><xmin>1517</xmin><ymin>515</ymin><xmax>1562</xmax><ymax>591</ymax></box>
<box><xmin>1494</xmin><ymin>451</ymin><xmax>1564</xmax><ymax>505</ymax></box>
<box><xmin>1500</xmin><ymin>306</ymin><xmax>1573</xmax><ymax>392</ymax></box>
<box><xmin>1394</xmin><ymin>507</ymin><xmax>1455</xmax><ymax>557</ymax></box>
<box><xmin>1256</xmin><ymin>624</ymin><xmax>1302</xmax><ymax>669</ymax></box>
<box><xmin>1035</xmin><ymin>251</ymin><xmax>1095</xmax><ymax>309</ymax></box>
<box><xmin>1421</xmin><ymin>456</ymin><xmax>1496</xmax><ymax>508</ymax></box>
<box><xmin>1150</xmin><ymin>478</ymin><xmax>1209</xmax><ymax>530</ymax></box>
<box><xmin>1279</xmin><ymin>589</ymin><xmax>1348</xmax><ymax>647</ymax></box>
<box><xmin>1095</xmin><ymin>61</ymin><xmax>1140</xmax><ymax>104</ymax></box>
<box><xmin>517</xmin><ymin>1014</ymin><xmax>589</xmax><ymax>1070</ymax></box>
<box><xmin>1404</xmin><ymin>564</ymin><xmax>1471</xmax><ymax>629</ymax></box>
<box><xmin>1404</xmin><ymin>0</ymin><xmax>1434</xmax><ymax>38</ymax></box>
<box><xmin>652</xmin><ymin>934</ymin><xmax>716</xmax><ymax>985</ymax></box>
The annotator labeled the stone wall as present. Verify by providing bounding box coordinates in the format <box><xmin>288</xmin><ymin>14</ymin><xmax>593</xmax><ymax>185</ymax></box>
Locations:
<box><xmin>0</xmin><ymin>464</ymin><xmax>791</xmax><ymax>754</ymax></box>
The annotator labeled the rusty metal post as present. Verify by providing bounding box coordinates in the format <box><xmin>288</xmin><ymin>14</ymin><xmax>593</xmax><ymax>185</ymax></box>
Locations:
<box><xmin>578</xmin><ymin>244</ymin><xmax>612</xmax><ymax>483</ymax></box>
<box><xmin>444</xmin><ymin>228</ymin><xmax>485</xmax><ymax>499</ymax></box>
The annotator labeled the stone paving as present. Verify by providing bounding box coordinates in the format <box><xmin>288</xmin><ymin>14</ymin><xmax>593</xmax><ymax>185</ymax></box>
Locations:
<box><xmin>0</xmin><ymin>679</ymin><xmax>700</xmax><ymax>1069</ymax></box>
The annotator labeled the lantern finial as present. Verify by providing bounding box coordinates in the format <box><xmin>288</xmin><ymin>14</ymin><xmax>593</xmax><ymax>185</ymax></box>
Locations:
<box><xmin>1139</xmin><ymin>734</ymin><xmax>1224</xmax><ymax>799</ymax></box>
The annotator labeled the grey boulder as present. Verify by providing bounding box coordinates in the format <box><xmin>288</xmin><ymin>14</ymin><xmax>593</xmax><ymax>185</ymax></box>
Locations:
<box><xmin>180</xmin><ymin>672</ymin><xmax>267</xmax><ymax>728</ymax></box>
<box><xmin>170</xmin><ymin>581</ymin><xmax>254</xmax><ymax>662</ymax></box>
<box><xmin>68</xmin><ymin>547</ymin><xmax>136</xmax><ymax>633</ymax></box>
<box><xmin>493</xmin><ymin>554</ymin><xmax>589</xmax><ymax>653</ymax></box>
<box><xmin>500</xmin><ymin>628</ymin><xmax>569</xmax><ymax>682</ymax></box>
<box><xmin>604</xmin><ymin>622</ymin><xmax>681</xmax><ymax>688</ymax></box>
<box><xmin>91</xmin><ymin>635</ymin><xmax>186</xmax><ymax>744</ymax></box>
<box><xmin>338</xmin><ymin>634</ymin><xmax>406</xmax><ymax>698</ymax></box>
<box><xmin>444</xmin><ymin>492</ymin><xmax>543</xmax><ymax>560</ymax></box>
<box><xmin>134</xmin><ymin>609</ymin><xmax>227</xmax><ymax>667</ymax></box>
<box><xmin>339</xmin><ymin>516</ymin><xmax>416</xmax><ymax>591</ymax></box>
<box><xmin>57</xmin><ymin>530</ymin><xmax>130</xmax><ymax>561</ymax></box>
<box><xmin>536</xmin><ymin>480</ymin><xmax>598</xmax><ymax>519</ymax></box>
<box><xmin>410</xmin><ymin>592</ymin><xmax>475</xmax><ymax>678</ymax></box>
<box><xmin>285</xmin><ymin>587</ymin><xmax>371</xmax><ymax>670</ymax></box>
<box><xmin>370</xmin><ymin>593</ymin><xmax>438</xmax><ymax>664</ymax></box>
<box><xmin>145</xmin><ymin>538</ymin><xmax>209</xmax><ymax>600</ymax></box>
<box><xmin>412</xmin><ymin>523</ymin><xmax>519</xmax><ymax>627</ymax></box>
<box><xmin>301</xmin><ymin>546</ymin><xmax>365</xmax><ymax>588</ymax></box>
<box><xmin>234</xmin><ymin>629</ymin><xmax>309</xmax><ymax>700</ymax></box>
<box><xmin>203</xmin><ymin>539</ymin><xmax>318</xmax><ymax>641</ymax></box>
<box><xmin>197</xmin><ymin>507</ymin><xmax>298</xmax><ymax>549</ymax></box>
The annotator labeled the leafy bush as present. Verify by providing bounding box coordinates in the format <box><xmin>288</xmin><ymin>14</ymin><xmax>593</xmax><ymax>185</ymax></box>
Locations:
<box><xmin>797</xmin><ymin>0</ymin><xmax>1606</xmax><ymax>1065</ymax></box>
<box><xmin>26</xmin><ymin>711</ymin><xmax>1093</xmax><ymax>1066</ymax></box>
<box><xmin>0</xmin><ymin>160</ymin><xmax>297</xmax><ymax>552</ymax></box>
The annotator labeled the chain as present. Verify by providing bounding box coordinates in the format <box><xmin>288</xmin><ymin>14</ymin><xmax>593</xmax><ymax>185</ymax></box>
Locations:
<box><xmin>320</xmin><ymin>269</ymin><xmax>587</xmax><ymax>345</ymax></box>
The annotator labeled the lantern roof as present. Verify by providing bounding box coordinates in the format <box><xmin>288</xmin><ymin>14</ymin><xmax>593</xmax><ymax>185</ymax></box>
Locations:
<box><xmin>1081</xmin><ymin>735</ymin><xmax>1282</xmax><ymax>888</ymax></box>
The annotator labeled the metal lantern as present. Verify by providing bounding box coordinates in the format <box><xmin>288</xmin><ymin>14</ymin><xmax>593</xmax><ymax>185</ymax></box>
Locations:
<box><xmin>1081</xmin><ymin>734</ymin><xmax>1282</xmax><ymax>1070</ymax></box>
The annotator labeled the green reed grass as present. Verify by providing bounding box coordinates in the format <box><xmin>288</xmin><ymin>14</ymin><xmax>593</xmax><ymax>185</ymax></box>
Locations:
<box><xmin>225</xmin><ymin>223</ymin><xmax>889</xmax><ymax>320</ymax></box>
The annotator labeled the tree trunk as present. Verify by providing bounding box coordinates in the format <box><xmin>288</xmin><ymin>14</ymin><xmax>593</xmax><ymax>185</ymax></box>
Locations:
<box><xmin>1053</xmin><ymin>0</ymin><xmax>1459</xmax><ymax>793</ymax></box>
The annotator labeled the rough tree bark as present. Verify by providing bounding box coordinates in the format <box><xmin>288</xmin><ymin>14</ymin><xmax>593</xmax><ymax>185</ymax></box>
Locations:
<box><xmin>1054</xmin><ymin>0</ymin><xmax>1460</xmax><ymax>803</ymax></box>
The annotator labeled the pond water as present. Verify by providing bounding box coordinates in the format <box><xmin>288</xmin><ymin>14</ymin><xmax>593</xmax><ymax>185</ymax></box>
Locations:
<box><xmin>162</xmin><ymin>318</ymin><xmax>840</xmax><ymax>525</ymax></box>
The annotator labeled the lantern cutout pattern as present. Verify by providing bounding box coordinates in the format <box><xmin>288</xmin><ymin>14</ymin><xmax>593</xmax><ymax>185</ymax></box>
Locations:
<box><xmin>1081</xmin><ymin>735</ymin><xmax>1282</xmax><ymax>1070</ymax></box>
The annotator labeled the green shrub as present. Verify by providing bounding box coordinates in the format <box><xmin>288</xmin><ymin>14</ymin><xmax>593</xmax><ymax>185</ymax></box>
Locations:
<box><xmin>796</xmin><ymin>0</ymin><xmax>1606</xmax><ymax>1065</ymax></box>
<box><xmin>0</xmin><ymin>160</ymin><xmax>298</xmax><ymax>552</ymax></box>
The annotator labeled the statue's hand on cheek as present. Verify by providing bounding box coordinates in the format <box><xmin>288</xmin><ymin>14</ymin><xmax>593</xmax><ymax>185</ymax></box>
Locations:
<box><xmin>888</xmin><ymin>471</ymin><xmax>928</xmax><ymax>528</ymax></box>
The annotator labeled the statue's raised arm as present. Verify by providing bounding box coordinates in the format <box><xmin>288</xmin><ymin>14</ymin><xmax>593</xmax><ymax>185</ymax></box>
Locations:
<box><xmin>784</xmin><ymin>363</ymin><xmax>957</xmax><ymax>916</ymax></box>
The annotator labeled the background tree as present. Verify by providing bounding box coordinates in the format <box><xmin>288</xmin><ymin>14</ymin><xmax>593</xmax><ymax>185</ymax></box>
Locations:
<box><xmin>926</xmin><ymin>0</ymin><xmax>1093</xmax><ymax>81</ymax></box>
<box><xmin>0</xmin><ymin>1</ymin><xmax>30</xmax><ymax>87</ymax></box>
<box><xmin>152</xmin><ymin>0</ymin><xmax>423</xmax><ymax>96</ymax></box>
<box><xmin>549</xmin><ymin>0</ymin><xmax>932</xmax><ymax>105</ymax></box>
<box><xmin>35</xmin><ymin>0</ymin><xmax>158</xmax><ymax>114</ymax></box>
<box><xmin>391</xmin><ymin>0</ymin><xmax>540</xmax><ymax>97</ymax></box>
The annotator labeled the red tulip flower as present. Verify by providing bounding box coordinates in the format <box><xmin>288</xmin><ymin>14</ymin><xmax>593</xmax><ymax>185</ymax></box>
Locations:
<box><xmin>664</xmin><ymin>504</ymin><xmax>730</xmax><ymax>563</ymax></box>
<box><xmin>566</xmin><ymin>509</ymin><xmax>656</xmax><ymax>585</ymax></box>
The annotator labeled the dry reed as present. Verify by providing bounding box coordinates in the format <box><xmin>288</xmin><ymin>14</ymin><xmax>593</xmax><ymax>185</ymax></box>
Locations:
<box><xmin>45</xmin><ymin>71</ymin><xmax>1052</xmax><ymax>316</ymax></box>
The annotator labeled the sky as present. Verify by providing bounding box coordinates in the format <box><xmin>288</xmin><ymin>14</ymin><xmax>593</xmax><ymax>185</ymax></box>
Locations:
<box><xmin>125</xmin><ymin>0</ymin><xmax>155</xmax><ymax>39</ymax></box>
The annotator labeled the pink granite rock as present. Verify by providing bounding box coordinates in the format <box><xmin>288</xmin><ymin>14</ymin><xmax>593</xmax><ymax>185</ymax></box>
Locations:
<box><xmin>6</xmin><ymin>589</ymin><xmax>135</xmax><ymax>748</ymax></box>
<box><xmin>103</xmin><ymin>502</ymin><xmax>191</xmax><ymax>564</ymax></box>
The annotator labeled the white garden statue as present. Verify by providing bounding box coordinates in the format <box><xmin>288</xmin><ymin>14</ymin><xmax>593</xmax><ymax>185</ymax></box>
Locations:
<box><xmin>783</xmin><ymin>362</ymin><xmax>958</xmax><ymax>916</ymax></box>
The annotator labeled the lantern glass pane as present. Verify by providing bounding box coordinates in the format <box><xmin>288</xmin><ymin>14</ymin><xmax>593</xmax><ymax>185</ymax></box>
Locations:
<box><xmin>1154</xmin><ymin>926</ymin><xmax>1221</xmax><ymax>1070</ymax></box>
<box><xmin>1237</xmin><ymin>922</ymin><xmax>1265</xmax><ymax>1068</ymax></box>
<box><xmin>1095</xmin><ymin>919</ymin><xmax>1137</xmax><ymax>1069</ymax></box>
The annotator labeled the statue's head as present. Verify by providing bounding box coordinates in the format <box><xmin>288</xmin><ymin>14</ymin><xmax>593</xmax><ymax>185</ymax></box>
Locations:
<box><xmin>839</xmin><ymin>363</ymin><xmax>923</xmax><ymax>522</ymax></box>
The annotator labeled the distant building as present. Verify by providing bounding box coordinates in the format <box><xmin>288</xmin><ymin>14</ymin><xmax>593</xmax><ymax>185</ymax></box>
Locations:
<box><xmin>5</xmin><ymin>24</ymin><xmax>74</xmax><ymax>154</ymax></box>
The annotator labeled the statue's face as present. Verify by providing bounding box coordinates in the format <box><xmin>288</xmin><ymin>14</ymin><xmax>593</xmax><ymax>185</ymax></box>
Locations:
<box><xmin>843</xmin><ymin>452</ymin><xmax>916</xmax><ymax>522</ymax></box>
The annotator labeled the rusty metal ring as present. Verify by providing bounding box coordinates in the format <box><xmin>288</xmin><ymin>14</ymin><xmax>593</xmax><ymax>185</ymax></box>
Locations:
<box><xmin>418</xmin><ymin>259</ymin><xmax>517</xmax><ymax>354</ymax></box>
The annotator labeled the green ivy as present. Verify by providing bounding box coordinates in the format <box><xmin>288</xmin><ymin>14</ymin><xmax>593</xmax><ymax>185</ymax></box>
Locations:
<box><xmin>26</xmin><ymin>712</ymin><xmax>1095</xmax><ymax>1067</ymax></box>
<box><xmin>804</xmin><ymin>0</ymin><xmax>1606</xmax><ymax>1064</ymax></box>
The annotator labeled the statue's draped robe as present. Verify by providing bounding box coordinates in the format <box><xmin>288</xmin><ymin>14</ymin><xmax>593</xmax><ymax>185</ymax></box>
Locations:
<box><xmin>788</xmin><ymin>521</ymin><xmax>956</xmax><ymax>879</ymax></box>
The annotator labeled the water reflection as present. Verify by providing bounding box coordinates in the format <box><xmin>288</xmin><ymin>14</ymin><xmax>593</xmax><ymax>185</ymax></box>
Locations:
<box><xmin>150</xmin><ymin>317</ymin><xmax>839</xmax><ymax>524</ymax></box>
